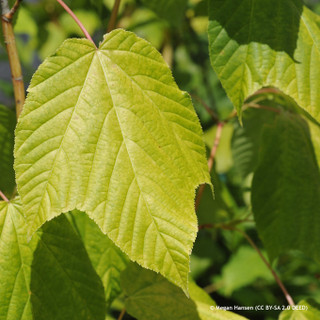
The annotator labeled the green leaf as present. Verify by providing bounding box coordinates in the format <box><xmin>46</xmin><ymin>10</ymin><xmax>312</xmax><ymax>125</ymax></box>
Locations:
<box><xmin>121</xmin><ymin>263</ymin><xmax>248</xmax><ymax>320</ymax></box>
<box><xmin>189</xmin><ymin>281</ymin><xmax>248</xmax><ymax>320</ymax></box>
<box><xmin>231</xmin><ymin>108</ymin><xmax>277</xmax><ymax>180</ymax></box>
<box><xmin>0</xmin><ymin>199</ymin><xmax>106</xmax><ymax>320</ymax></box>
<box><xmin>0</xmin><ymin>199</ymin><xmax>36</xmax><ymax>320</ymax></box>
<box><xmin>251</xmin><ymin>112</ymin><xmax>320</xmax><ymax>262</ymax></box>
<box><xmin>309</xmin><ymin>119</ymin><xmax>320</xmax><ymax>167</ymax></box>
<box><xmin>30</xmin><ymin>215</ymin><xmax>106</xmax><ymax>320</ymax></box>
<box><xmin>208</xmin><ymin>0</ymin><xmax>320</xmax><ymax>121</ymax></box>
<box><xmin>14</xmin><ymin>29</ymin><xmax>211</xmax><ymax>293</ymax></box>
<box><xmin>140</xmin><ymin>0</ymin><xmax>188</xmax><ymax>26</ymax></box>
<box><xmin>279</xmin><ymin>300</ymin><xmax>320</xmax><ymax>320</ymax></box>
<box><xmin>214</xmin><ymin>246</ymin><xmax>273</xmax><ymax>296</ymax></box>
<box><xmin>0</xmin><ymin>105</ymin><xmax>16</xmax><ymax>197</ymax></box>
<box><xmin>69</xmin><ymin>211</ymin><xmax>129</xmax><ymax>308</ymax></box>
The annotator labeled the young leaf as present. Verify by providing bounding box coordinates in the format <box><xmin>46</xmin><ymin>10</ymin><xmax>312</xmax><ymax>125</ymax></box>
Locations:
<box><xmin>279</xmin><ymin>300</ymin><xmax>320</xmax><ymax>320</ymax></box>
<box><xmin>121</xmin><ymin>263</ymin><xmax>248</xmax><ymax>320</ymax></box>
<box><xmin>251</xmin><ymin>112</ymin><xmax>320</xmax><ymax>262</ymax></box>
<box><xmin>0</xmin><ymin>199</ymin><xmax>106</xmax><ymax>320</ymax></box>
<box><xmin>69</xmin><ymin>211</ymin><xmax>129</xmax><ymax>308</ymax></box>
<box><xmin>0</xmin><ymin>105</ymin><xmax>16</xmax><ymax>197</ymax></box>
<box><xmin>208</xmin><ymin>0</ymin><xmax>320</xmax><ymax>121</ymax></box>
<box><xmin>14</xmin><ymin>29</ymin><xmax>211</xmax><ymax>293</ymax></box>
<box><xmin>140</xmin><ymin>0</ymin><xmax>188</xmax><ymax>27</ymax></box>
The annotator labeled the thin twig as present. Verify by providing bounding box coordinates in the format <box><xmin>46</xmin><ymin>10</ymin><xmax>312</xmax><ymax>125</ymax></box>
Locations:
<box><xmin>204</xmin><ymin>281</ymin><xmax>224</xmax><ymax>294</ymax></box>
<box><xmin>56</xmin><ymin>0</ymin><xmax>97</xmax><ymax>48</ymax></box>
<box><xmin>5</xmin><ymin>0</ymin><xmax>22</xmax><ymax>20</ymax></box>
<box><xmin>107</xmin><ymin>0</ymin><xmax>121</xmax><ymax>32</ymax></box>
<box><xmin>244</xmin><ymin>103</ymin><xmax>280</xmax><ymax>114</ymax></box>
<box><xmin>200</xmin><ymin>222</ymin><xmax>295</xmax><ymax>306</ymax></box>
<box><xmin>118</xmin><ymin>308</ymin><xmax>126</xmax><ymax>320</ymax></box>
<box><xmin>195</xmin><ymin>122</ymin><xmax>224</xmax><ymax>210</ymax></box>
<box><xmin>1</xmin><ymin>0</ymin><xmax>25</xmax><ymax>118</ymax></box>
<box><xmin>228</xmin><ymin>226</ymin><xmax>295</xmax><ymax>307</ymax></box>
<box><xmin>253</xmin><ymin>87</ymin><xmax>281</xmax><ymax>96</ymax></box>
<box><xmin>0</xmin><ymin>190</ymin><xmax>9</xmax><ymax>202</ymax></box>
<box><xmin>191</xmin><ymin>93</ymin><xmax>219</xmax><ymax>124</ymax></box>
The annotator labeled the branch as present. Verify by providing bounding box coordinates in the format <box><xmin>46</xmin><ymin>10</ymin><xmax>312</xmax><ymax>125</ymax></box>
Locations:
<box><xmin>107</xmin><ymin>0</ymin><xmax>121</xmax><ymax>32</ymax></box>
<box><xmin>232</xmin><ymin>227</ymin><xmax>295</xmax><ymax>307</ymax></box>
<box><xmin>0</xmin><ymin>0</ymin><xmax>10</xmax><ymax>15</ymax></box>
<box><xmin>1</xmin><ymin>0</ymin><xmax>25</xmax><ymax>119</ymax></box>
<box><xmin>195</xmin><ymin>122</ymin><xmax>224</xmax><ymax>210</ymax></box>
<box><xmin>0</xmin><ymin>190</ymin><xmax>9</xmax><ymax>202</ymax></box>
<box><xmin>4</xmin><ymin>0</ymin><xmax>22</xmax><ymax>20</ymax></box>
<box><xmin>118</xmin><ymin>309</ymin><xmax>126</xmax><ymax>320</ymax></box>
<box><xmin>56</xmin><ymin>0</ymin><xmax>97</xmax><ymax>48</ymax></box>
<box><xmin>191</xmin><ymin>94</ymin><xmax>219</xmax><ymax>124</ymax></box>
<box><xmin>243</xmin><ymin>102</ymin><xmax>280</xmax><ymax>114</ymax></box>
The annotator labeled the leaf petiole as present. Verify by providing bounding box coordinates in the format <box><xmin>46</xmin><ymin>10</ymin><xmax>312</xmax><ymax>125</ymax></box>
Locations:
<box><xmin>0</xmin><ymin>190</ymin><xmax>9</xmax><ymax>202</ymax></box>
<box><xmin>56</xmin><ymin>0</ymin><xmax>97</xmax><ymax>49</ymax></box>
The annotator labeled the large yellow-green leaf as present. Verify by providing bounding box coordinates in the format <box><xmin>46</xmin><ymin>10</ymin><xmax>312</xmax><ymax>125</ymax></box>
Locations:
<box><xmin>0</xmin><ymin>200</ymin><xmax>106</xmax><ymax>320</ymax></box>
<box><xmin>14</xmin><ymin>29</ymin><xmax>211</xmax><ymax>293</ymax></box>
<box><xmin>208</xmin><ymin>0</ymin><xmax>320</xmax><ymax>121</ymax></box>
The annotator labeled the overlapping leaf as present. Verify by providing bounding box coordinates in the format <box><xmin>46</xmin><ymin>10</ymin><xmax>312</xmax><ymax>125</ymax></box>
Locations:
<box><xmin>121</xmin><ymin>263</ymin><xmax>248</xmax><ymax>320</ymax></box>
<box><xmin>0</xmin><ymin>199</ymin><xmax>106</xmax><ymax>320</ymax></box>
<box><xmin>0</xmin><ymin>199</ymin><xmax>36</xmax><ymax>320</ymax></box>
<box><xmin>208</xmin><ymin>0</ymin><xmax>320</xmax><ymax>121</ymax></box>
<box><xmin>70</xmin><ymin>211</ymin><xmax>129</xmax><ymax>308</ymax></box>
<box><xmin>14</xmin><ymin>29</ymin><xmax>211</xmax><ymax>292</ymax></box>
<box><xmin>0</xmin><ymin>105</ymin><xmax>16</xmax><ymax>196</ymax></box>
<box><xmin>140</xmin><ymin>0</ymin><xmax>188</xmax><ymax>26</ymax></box>
<box><xmin>231</xmin><ymin>108</ymin><xmax>276</xmax><ymax>180</ymax></box>
<box><xmin>252</xmin><ymin>112</ymin><xmax>320</xmax><ymax>262</ymax></box>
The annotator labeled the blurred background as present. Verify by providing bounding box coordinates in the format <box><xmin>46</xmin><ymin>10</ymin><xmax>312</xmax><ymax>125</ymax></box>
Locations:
<box><xmin>1</xmin><ymin>0</ymin><xmax>320</xmax><ymax>319</ymax></box>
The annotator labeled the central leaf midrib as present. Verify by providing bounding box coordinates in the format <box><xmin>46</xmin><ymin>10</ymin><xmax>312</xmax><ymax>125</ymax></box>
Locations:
<box><xmin>96</xmin><ymin>51</ymin><xmax>200</xmax><ymax>225</ymax></box>
<box><xmin>96</xmin><ymin>51</ymin><xmax>186</xmax><ymax>285</ymax></box>
<box><xmin>99</xmin><ymin>50</ymin><xmax>200</xmax><ymax>189</ymax></box>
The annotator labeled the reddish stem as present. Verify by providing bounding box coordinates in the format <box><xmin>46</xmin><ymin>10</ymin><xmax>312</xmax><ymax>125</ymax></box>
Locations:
<box><xmin>191</xmin><ymin>93</ymin><xmax>219</xmax><ymax>123</ymax></box>
<box><xmin>56</xmin><ymin>0</ymin><xmax>97</xmax><ymax>48</ymax></box>
<box><xmin>233</xmin><ymin>227</ymin><xmax>295</xmax><ymax>307</ymax></box>
<box><xmin>200</xmin><ymin>223</ymin><xmax>295</xmax><ymax>307</ymax></box>
<box><xmin>195</xmin><ymin>122</ymin><xmax>224</xmax><ymax>210</ymax></box>
<box><xmin>118</xmin><ymin>309</ymin><xmax>126</xmax><ymax>320</ymax></box>
<box><xmin>0</xmin><ymin>190</ymin><xmax>9</xmax><ymax>202</ymax></box>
